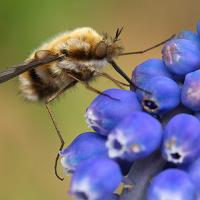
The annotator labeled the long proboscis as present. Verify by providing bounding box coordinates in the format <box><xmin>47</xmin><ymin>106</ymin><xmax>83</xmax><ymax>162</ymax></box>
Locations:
<box><xmin>108</xmin><ymin>59</ymin><xmax>151</xmax><ymax>94</ymax></box>
<box><xmin>108</xmin><ymin>59</ymin><xmax>132</xmax><ymax>84</ymax></box>
<box><xmin>0</xmin><ymin>54</ymin><xmax>64</xmax><ymax>84</ymax></box>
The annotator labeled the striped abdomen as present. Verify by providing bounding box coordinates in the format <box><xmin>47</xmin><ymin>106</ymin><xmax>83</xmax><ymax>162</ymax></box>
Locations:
<box><xmin>19</xmin><ymin>63</ymin><xmax>76</xmax><ymax>102</ymax></box>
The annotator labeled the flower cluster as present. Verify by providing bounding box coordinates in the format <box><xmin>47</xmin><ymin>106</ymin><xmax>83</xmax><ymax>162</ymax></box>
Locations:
<box><xmin>60</xmin><ymin>20</ymin><xmax>200</xmax><ymax>200</ymax></box>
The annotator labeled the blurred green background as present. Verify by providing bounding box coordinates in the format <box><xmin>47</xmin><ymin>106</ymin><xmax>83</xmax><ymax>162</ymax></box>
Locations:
<box><xmin>0</xmin><ymin>0</ymin><xmax>200</xmax><ymax>199</ymax></box>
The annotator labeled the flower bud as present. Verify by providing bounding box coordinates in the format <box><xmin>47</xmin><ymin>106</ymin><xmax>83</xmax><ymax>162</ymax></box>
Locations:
<box><xmin>85</xmin><ymin>89</ymin><xmax>142</xmax><ymax>135</ymax></box>
<box><xmin>182</xmin><ymin>69</ymin><xmax>200</xmax><ymax>111</ymax></box>
<box><xmin>132</xmin><ymin>58</ymin><xmax>172</xmax><ymax>86</ymax></box>
<box><xmin>136</xmin><ymin>76</ymin><xmax>180</xmax><ymax>115</ymax></box>
<box><xmin>185</xmin><ymin>157</ymin><xmax>200</xmax><ymax>198</ymax></box>
<box><xmin>162</xmin><ymin>114</ymin><xmax>200</xmax><ymax>164</ymax></box>
<box><xmin>176</xmin><ymin>30</ymin><xmax>200</xmax><ymax>47</ymax></box>
<box><xmin>70</xmin><ymin>158</ymin><xmax>122</xmax><ymax>200</ymax></box>
<box><xmin>162</xmin><ymin>39</ymin><xmax>200</xmax><ymax>77</ymax></box>
<box><xmin>147</xmin><ymin>169</ymin><xmax>197</xmax><ymax>200</ymax></box>
<box><xmin>60</xmin><ymin>132</ymin><xmax>108</xmax><ymax>173</ymax></box>
<box><xmin>106</xmin><ymin>112</ymin><xmax>163</xmax><ymax>161</ymax></box>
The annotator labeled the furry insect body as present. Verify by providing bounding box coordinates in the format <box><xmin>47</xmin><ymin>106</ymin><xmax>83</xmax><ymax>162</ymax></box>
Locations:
<box><xmin>19</xmin><ymin>27</ymin><xmax>123</xmax><ymax>102</ymax></box>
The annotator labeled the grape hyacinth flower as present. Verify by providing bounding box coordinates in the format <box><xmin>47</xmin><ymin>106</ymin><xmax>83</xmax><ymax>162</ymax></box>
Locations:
<box><xmin>147</xmin><ymin>169</ymin><xmax>197</xmax><ymax>200</ymax></box>
<box><xmin>70</xmin><ymin>158</ymin><xmax>122</xmax><ymax>200</ymax></box>
<box><xmin>162</xmin><ymin>113</ymin><xmax>200</xmax><ymax>164</ymax></box>
<box><xmin>58</xmin><ymin>18</ymin><xmax>200</xmax><ymax>200</ymax></box>
<box><xmin>185</xmin><ymin>157</ymin><xmax>200</xmax><ymax>197</ymax></box>
<box><xmin>136</xmin><ymin>76</ymin><xmax>180</xmax><ymax>115</ymax></box>
<box><xmin>182</xmin><ymin>69</ymin><xmax>200</xmax><ymax>111</ymax></box>
<box><xmin>106</xmin><ymin>112</ymin><xmax>163</xmax><ymax>161</ymax></box>
<box><xmin>60</xmin><ymin>132</ymin><xmax>108</xmax><ymax>173</ymax></box>
<box><xmin>175</xmin><ymin>30</ymin><xmax>200</xmax><ymax>47</ymax></box>
<box><xmin>162</xmin><ymin>38</ymin><xmax>200</xmax><ymax>77</ymax></box>
<box><xmin>132</xmin><ymin>58</ymin><xmax>172</xmax><ymax>86</ymax></box>
<box><xmin>85</xmin><ymin>89</ymin><xmax>142</xmax><ymax>135</ymax></box>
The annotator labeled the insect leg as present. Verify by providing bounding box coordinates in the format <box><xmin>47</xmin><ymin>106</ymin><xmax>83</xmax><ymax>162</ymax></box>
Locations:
<box><xmin>66</xmin><ymin>73</ymin><xmax>119</xmax><ymax>101</ymax></box>
<box><xmin>119</xmin><ymin>34</ymin><xmax>175</xmax><ymax>56</ymax></box>
<box><xmin>47</xmin><ymin>80</ymin><xmax>78</xmax><ymax>103</ymax></box>
<box><xmin>45</xmin><ymin>103</ymin><xmax>64</xmax><ymax>181</ymax></box>
<box><xmin>84</xmin><ymin>82</ymin><xmax>120</xmax><ymax>101</ymax></box>
<box><xmin>44</xmin><ymin>81</ymin><xmax>78</xmax><ymax>181</ymax></box>
<box><xmin>95</xmin><ymin>71</ymin><xmax>130</xmax><ymax>89</ymax></box>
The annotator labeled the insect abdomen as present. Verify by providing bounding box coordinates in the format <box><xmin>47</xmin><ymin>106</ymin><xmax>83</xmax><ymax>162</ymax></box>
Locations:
<box><xmin>19</xmin><ymin>64</ymin><xmax>75</xmax><ymax>102</ymax></box>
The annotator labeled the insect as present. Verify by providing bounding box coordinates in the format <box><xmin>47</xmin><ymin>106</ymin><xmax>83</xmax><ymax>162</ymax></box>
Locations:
<box><xmin>0</xmin><ymin>27</ymin><xmax>174</xmax><ymax>180</ymax></box>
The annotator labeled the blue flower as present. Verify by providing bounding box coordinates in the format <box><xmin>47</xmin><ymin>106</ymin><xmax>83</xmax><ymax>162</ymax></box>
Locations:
<box><xmin>59</xmin><ymin>19</ymin><xmax>200</xmax><ymax>200</ymax></box>
<box><xmin>162</xmin><ymin>39</ymin><xmax>200</xmax><ymax>77</ymax></box>
<box><xmin>106</xmin><ymin>112</ymin><xmax>163</xmax><ymax>161</ymax></box>
<box><xmin>175</xmin><ymin>30</ymin><xmax>200</xmax><ymax>47</ymax></box>
<box><xmin>85</xmin><ymin>89</ymin><xmax>142</xmax><ymax>135</ymax></box>
<box><xmin>136</xmin><ymin>76</ymin><xmax>181</xmax><ymax>115</ymax></box>
<box><xmin>147</xmin><ymin>169</ymin><xmax>197</xmax><ymax>200</ymax></box>
<box><xmin>162</xmin><ymin>113</ymin><xmax>200</xmax><ymax>164</ymax></box>
<box><xmin>182</xmin><ymin>69</ymin><xmax>200</xmax><ymax>111</ymax></box>
<box><xmin>60</xmin><ymin>132</ymin><xmax>108</xmax><ymax>173</ymax></box>
<box><xmin>70</xmin><ymin>158</ymin><xmax>122</xmax><ymax>200</ymax></box>
<box><xmin>185</xmin><ymin>157</ymin><xmax>200</xmax><ymax>198</ymax></box>
<box><xmin>132</xmin><ymin>58</ymin><xmax>172</xmax><ymax>86</ymax></box>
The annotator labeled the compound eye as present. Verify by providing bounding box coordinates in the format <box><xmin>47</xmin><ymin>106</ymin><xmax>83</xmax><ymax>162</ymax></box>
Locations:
<box><xmin>95</xmin><ymin>41</ymin><xmax>107</xmax><ymax>58</ymax></box>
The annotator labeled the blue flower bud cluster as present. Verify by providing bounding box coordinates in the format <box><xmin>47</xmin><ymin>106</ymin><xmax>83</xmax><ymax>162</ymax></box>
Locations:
<box><xmin>60</xmin><ymin>20</ymin><xmax>200</xmax><ymax>200</ymax></box>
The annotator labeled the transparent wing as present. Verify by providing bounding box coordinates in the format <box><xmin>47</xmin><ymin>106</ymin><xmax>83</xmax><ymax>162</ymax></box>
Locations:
<box><xmin>0</xmin><ymin>53</ymin><xmax>63</xmax><ymax>84</ymax></box>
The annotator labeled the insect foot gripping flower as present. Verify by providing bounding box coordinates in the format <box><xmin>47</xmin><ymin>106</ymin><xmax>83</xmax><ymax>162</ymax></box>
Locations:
<box><xmin>106</xmin><ymin>112</ymin><xmax>163</xmax><ymax>161</ymax></box>
<box><xmin>85</xmin><ymin>88</ymin><xmax>142</xmax><ymax>136</ymax></box>
<box><xmin>162</xmin><ymin>38</ymin><xmax>200</xmax><ymax>77</ymax></box>
<box><xmin>162</xmin><ymin>113</ymin><xmax>200</xmax><ymax>165</ymax></box>
<box><xmin>185</xmin><ymin>157</ymin><xmax>200</xmax><ymax>197</ymax></box>
<box><xmin>175</xmin><ymin>30</ymin><xmax>200</xmax><ymax>47</ymax></box>
<box><xmin>69</xmin><ymin>158</ymin><xmax>122</xmax><ymax>200</ymax></box>
<box><xmin>136</xmin><ymin>76</ymin><xmax>180</xmax><ymax>115</ymax></box>
<box><xmin>132</xmin><ymin>58</ymin><xmax>172</xmax><ymax>86</ymax></box>
<box><xmin>147</xmin><ymin>169</ymin><xmax>198</xmax><ymax>200</ymax></box>
<box><xmin>182</xmin><ymin>70</ymin><xmax>200</xmax><ymax>111</ymax></box>
<box><xmin>60</xmin><ymin>132</ymin><xmax>108</xmax><ymax>174</ymax></box>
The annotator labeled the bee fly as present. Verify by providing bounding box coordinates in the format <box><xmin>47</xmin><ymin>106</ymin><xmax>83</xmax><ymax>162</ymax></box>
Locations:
<box><xmin>0</xmin><ymin>27</ymin><xmax>174</xmax><ymax>180</ymax></box>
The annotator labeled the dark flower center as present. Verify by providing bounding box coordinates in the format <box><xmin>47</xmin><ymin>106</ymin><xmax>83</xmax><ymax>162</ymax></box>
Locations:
<box><xmin>143</xmin><ymin>99</ymin><xmax>158</xmax><ymax>110</ymax></box>
<box><xmin>171</xmin><ymin>152</ymin><xmax>181</xmax><ymax>160</ymax></box>
<box><xmin>75</xmin><ymin>191</ymin><xmax>89</xmax><ymax>200</ymax></box>
<box><xmin>113</xmin><ymin>139</ymin><xmax>122</xmax><ymax>150</ymax></box>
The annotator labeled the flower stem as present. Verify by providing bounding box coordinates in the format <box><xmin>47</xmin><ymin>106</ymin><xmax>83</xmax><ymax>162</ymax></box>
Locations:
<box><xmin>120</xmin><ymin>150</ymin><xmax>166</xmax><ymax>200</ymax></box>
